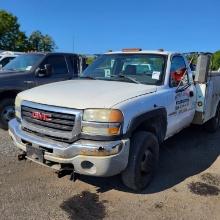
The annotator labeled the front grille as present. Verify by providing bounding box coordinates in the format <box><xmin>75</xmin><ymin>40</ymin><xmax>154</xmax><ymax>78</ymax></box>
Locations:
<box><xmin>20</xmin><ymin>101</ymin><xmax>83</xmax><ymax>143</ymax></box>
<box><xmin>21</xmin><ymin>106</ymin><xmax>75</xmax><ymax>132</ymax></box>
<box><xmin>22</xmin><ymin>127</ymin><xmax>74</xmax><ymax>143</ymax></box>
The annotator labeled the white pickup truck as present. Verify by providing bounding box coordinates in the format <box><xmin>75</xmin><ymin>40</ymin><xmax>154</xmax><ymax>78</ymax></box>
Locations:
<box><xmin>9</xmin><ymin>49</ymin><xmax>220</xmax><ymax>191</ymax></box>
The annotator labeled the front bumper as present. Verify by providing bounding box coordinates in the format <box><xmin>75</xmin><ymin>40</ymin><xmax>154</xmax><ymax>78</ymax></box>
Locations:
<box><xmin>9</xmin><ymin>119</ymin><xmax>130</xmax><ymax>177</ymax></box>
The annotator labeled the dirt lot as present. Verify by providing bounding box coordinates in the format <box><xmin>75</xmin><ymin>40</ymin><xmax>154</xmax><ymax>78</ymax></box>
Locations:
<box><xmin>0</xmin><ymin>126</ymin><xmax>220</xmax><ymax>220</ymax></box>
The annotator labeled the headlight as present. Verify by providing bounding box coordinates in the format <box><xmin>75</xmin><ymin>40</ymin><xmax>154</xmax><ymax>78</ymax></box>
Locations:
<box><xmin>82</xmin><ymin>109</ymin><xmax>123</xmax><ymax>136</ymax></box>
<box><xmin>15</xmin><ymin>95</ymin><xmax>22</xmax><ymax>119</ymax></box>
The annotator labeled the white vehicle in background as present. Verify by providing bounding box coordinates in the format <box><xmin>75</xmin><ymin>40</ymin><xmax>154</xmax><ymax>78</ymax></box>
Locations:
<box><xmin>0</xmin><ymin>51</ymin><xmax>23</xmax><ymax>69</ymax></box>
<box><xmin>125</xmin><ymin>63</ymin><xmax>152</xmax><ymax>75</ymax></box>
<box><xmin>9</xmin><ymin>49</ymin><xmax>220</xmax><ymax>191</ymax></box>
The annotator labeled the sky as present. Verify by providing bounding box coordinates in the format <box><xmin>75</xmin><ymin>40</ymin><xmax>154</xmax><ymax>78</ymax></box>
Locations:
<box><xmin>0</xmin><ymin>0</ymin><xmax>219</xmax><ymax>54</ymax></box>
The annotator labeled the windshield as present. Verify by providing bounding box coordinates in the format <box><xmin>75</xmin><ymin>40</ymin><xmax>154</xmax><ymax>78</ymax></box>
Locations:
<box><xmin>3</xmin><ymin>54</ymin><xmax>44</xmax><ymax>71</ymax></box>
<box><xmin>82</xmin><ymin>54</ymin><xmax>167</xmax><ymax>85</ymax></box>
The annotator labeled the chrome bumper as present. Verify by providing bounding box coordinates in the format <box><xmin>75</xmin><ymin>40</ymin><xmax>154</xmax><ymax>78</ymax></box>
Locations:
<box><xmin>9</xmin><ymin>119</ymin><xmax>130</xmax><ymax>177</ymax></box>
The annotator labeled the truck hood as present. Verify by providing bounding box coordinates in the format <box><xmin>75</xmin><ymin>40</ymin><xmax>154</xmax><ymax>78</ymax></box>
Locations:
<box><xmin>18</xmin><ymin>79</ymin><xmax>156</xmax><ymax>109</ymax></box>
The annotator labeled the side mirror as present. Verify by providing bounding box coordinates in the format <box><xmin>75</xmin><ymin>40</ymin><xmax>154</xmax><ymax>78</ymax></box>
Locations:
<box><xmin>35</xmin><ymin>64</ymin><xmax>52</xmax><ymax>77</ymax></box>
<box><xmin>44</xmin><ymin>64</ymin><xmax>52</xmax><ymax>75</ymax></box>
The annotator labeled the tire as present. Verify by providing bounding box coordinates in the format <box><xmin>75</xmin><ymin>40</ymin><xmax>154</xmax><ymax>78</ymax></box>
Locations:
<box><xmin>204</xmin><ymin>104</ymin><xmax>220</xmax><ymax>133</ymax></box>
<box><xmin>0</xmin><ymin>98</ymin><xmax>15</xmax><ymax>130</ymax></box>
<box><xmin>121</xmin><ymin>131</ymin><xmax>159</xmax><ymax>191</ymax></box>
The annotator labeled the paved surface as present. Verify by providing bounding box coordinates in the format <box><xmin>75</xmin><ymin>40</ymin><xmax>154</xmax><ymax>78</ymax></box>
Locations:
<box><xmin>0</xmin><ymin>126</ymin><xmax>220</xmax><ymax>220</ymax></box>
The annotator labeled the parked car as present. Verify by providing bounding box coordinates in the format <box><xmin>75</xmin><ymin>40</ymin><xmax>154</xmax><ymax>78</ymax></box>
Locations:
<box><xmin>0</xmin><ymin>51</ymin><xmax>23</xmax><ymax>69</ymax></box>
<box><xmin>0</xmin><ymin>52</ymin><xmax>87</xmax><ymax>129</ymax></box>
<box><xmin>9</xmin><ymin>49</ymin><xmax>220</xmax><ymax>191</ymax></box>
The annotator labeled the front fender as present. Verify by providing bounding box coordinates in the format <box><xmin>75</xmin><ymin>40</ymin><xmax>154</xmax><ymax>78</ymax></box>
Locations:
<box><xmin>124</xmin><ymin>108</ymin><xmax>167</xmax><ymax>143</ymax></box>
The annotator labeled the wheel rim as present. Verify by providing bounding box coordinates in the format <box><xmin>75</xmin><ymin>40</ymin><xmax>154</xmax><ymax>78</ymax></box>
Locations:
<box><xmin>140</xmin><ymin>150</ymin><xmax>154</xmax><ymax>176</ymax></box>
<box><xmin>1</xmin><ymin>105</ymin><xmax>15</xmax><ymax>123</ymax></box>
<box><xmin>134</xmin><ymin>148</ymin><xmax>155</xmax><ymax>189</ymax></box>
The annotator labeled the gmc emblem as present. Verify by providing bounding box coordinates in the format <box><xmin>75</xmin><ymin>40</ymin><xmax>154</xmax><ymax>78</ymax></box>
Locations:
<box><xmin>32</xmin><ymin>112</ymin><xmax>51</xmax><ymax>121</ymax></box>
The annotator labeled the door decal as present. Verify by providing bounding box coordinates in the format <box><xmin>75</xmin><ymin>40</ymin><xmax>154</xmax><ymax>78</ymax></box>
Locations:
<box><xmin>175</xmin><ymin>91</ymin><xmax>190</xmax><ymax>114</ymax></box>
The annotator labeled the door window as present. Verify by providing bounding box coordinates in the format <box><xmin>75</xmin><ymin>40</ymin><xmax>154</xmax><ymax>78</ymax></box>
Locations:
<box><xmin>41</xmin><ymin>55</ymin><xmax>68</xmax><ymax>74</ymax></box>
<box><xmin>170</xmin><ymin>56</ymin><xmax>189</xmax><ymax>87</ymax></box>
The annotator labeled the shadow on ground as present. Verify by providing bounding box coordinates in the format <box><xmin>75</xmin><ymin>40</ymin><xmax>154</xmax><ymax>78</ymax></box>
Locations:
<box><xmin>77</xmin><ymin>126</ymin><xmax>220</xmax><ymax>194</ymax></box>
<box><xmin>60</xmin><ymin>191</ymin><xmax>107</xmax><ymax>220</ymax></box>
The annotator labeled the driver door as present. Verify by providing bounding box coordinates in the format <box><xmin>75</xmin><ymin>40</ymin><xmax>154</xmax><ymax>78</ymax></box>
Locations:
<box><xmin>166</xmin><ymin>55</ymin><xmax>196</xmax><ymax>137</ymax></box>
<box><xmin>35</xmin><ymin>55</ymin><xmax>72</xmax><ymax>86</ymax></box>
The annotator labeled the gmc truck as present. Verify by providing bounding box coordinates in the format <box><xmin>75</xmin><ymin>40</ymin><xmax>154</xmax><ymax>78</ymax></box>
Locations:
<box><xmin>0</xmin><ymin>52</ymin><xmax>86</xmax><ymax>129</ymax></box>
<box><xmin>9</xmin><ymin>49</ymin><xmax>220</xmax><ymax>191</ymax></box>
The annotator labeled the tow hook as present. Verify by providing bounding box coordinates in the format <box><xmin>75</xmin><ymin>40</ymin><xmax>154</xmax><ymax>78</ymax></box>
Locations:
<box><xmin>18</xmin><ymin>152</ymin><xmax>26</xmax><ymax>160</ymax></box>
<box><xmin>70</xmin><ymin>171</ymin><xmax>79</xmax><ymax>182</ymax></box>
<box><xmin>56</xmin><ymin>168</ymin><xmax>78</xmax><ymax>182</ymax></box>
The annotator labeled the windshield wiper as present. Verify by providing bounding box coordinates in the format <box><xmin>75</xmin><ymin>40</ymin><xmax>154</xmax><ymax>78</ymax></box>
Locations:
<box><xmin>119</xmin><ymin>74</ymin><xmax>140</xmax><ymax>84</ymax></box>
<box><xmin>110</xmin><ymin>74</ymin><xmax>140</xmax><ymax>84</ymax></box>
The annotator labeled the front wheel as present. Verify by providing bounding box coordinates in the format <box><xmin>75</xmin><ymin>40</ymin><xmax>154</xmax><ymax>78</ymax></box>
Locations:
<box><xmin>121</xmin><ymin>131</ymin><xmax>159</xmax><ymax>191</ymax></box>
<box><xmin>0</xmin><ymin>98</ymin><xmax>15</xmax><ymax>130</ymax></box>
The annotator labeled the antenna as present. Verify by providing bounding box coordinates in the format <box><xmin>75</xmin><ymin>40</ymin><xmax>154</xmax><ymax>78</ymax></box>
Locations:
<box><xmin>72</xmin><ymin>36</ymin><xmax>75</xmax><ymax>52</ymax></box>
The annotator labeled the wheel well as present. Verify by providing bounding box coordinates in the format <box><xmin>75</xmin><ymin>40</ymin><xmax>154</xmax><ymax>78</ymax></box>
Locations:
<box><xmin>126</xmin><ymin>109</ymin><xmax>167</xmax><ymax>144</ymax></box>
<box><xmin>0</xmin><ymin>90</ymin><xmax>20</xmax><ymax>101</ymax></box>
<box><xmin>133</xmin><ymin>116</ymin><xmax>166</xmax><ymax>144</ymax></box>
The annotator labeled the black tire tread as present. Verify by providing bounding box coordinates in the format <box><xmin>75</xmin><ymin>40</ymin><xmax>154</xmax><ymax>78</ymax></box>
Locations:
<box><xmin>121</xmin><ymin>131</ymin><xmax>159</xmax><ymax>191</ymax></box>
<box><xmin>0</xmin><ymin>98</ymin><xmax>15</xmax><ymax>130</ymax></box>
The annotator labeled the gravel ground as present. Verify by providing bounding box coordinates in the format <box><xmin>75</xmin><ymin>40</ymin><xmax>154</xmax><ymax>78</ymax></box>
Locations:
<box><xmin>0</xmin><ymin>126</ymin><xmax>220</xmax><ymax>220</ymax></box>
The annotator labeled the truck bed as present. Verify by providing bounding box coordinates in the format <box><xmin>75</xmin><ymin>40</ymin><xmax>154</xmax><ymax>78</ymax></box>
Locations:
<box><xmin>193</xmin><ymin>71</ymin><xmax>220</xmax><ymax>124</ymax></box>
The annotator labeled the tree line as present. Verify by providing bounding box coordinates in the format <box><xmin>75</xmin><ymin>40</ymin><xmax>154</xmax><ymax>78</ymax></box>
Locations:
<box><xmin>186</xmin><ymin>52</ymin><xmax>220</xmax><ymax>71</ymax></box>
<box><xmin>212</xmin><ymin>51</ymin><xmax>220</xmax><ymax>70</ymax></box>
<box><xmin>0</xmin><ymin>10</ymin><xmax>56</xmax><ymax>52</ymax></box>
<box><xmin>0</xmin><ymin>10</ymin><xmax>220</xmax><ymax>70</ymax></box>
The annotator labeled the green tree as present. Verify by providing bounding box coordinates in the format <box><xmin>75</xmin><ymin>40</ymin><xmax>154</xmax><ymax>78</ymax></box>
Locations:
<box><xmin>42</xmin><ymin>34</ymin><xmax>56</xmax><ymax>52</ymax></box>
<box><xmin>86</xmin><ymin>56</ymin><xmax>96</xmax><ymax>65</ymax></box>
<box><xmin>0</xmin><ymin>10</ymin><xmax>56</xmax><ymax>52</ymax></box>
<box><xmin>28</xmin><ymin>31</ymin><xmax>43</xmax><ymax>51</ymax></box>
<box><xmin>185</xmin><ymin>54</ymin><xmax>197</xmax><ymax>65</ymax></box>
<box><xmin>28</xmin><ymin>31</ymin><xmax>56</xmax><ymax>52</ymax></box>
<box><xmin>14</xmin><ymin>31</ymin><xmax>29</xmax><ymax>51</ymax></box>
<box><xmin>0</xmin><ymin>10</ymin><xmax>20</xmax><ymax>50</ymax></box>
<box><xmin>212</xmin><ymin>51</ymin><xmax>220</xmax><ymax>70</ymax></box>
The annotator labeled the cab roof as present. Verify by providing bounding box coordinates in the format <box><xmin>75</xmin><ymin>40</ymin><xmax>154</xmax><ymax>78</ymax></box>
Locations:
<box><xmin>23</xmin><ymin>52</ymin><xmax>79</xmax><ymax>56</ymax></box>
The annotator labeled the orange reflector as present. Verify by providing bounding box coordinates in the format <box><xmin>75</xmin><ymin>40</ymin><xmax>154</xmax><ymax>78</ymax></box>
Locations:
<box><xmin>108</xmin><ymin>127</ymin><xmax>120</xmax><ymax>135</ymax></box>
<box><xmin>109</xmin><ymin>110</ymin><xmax>123</xmax><ymax>123</ymax></box>
<box><xmin>122</xmin><ymin>48</ymin><xmax>142</xmax><ymax>52</ymax></box>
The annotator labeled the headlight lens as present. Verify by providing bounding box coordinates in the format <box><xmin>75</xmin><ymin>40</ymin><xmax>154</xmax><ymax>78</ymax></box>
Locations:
<box><xmin>83</xmin><ymin>109</ymin><xmax>123</xmax><ymax>123</ymax></box>
<box><xmin>15</xmin><ymin>95</ymin><xmax>22</xmax><ymax>119</ymax></box>
<box><xmin>82</xmin><ymin>109</ymin><xmax>123</xmax><ymax>136</ymax></box>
